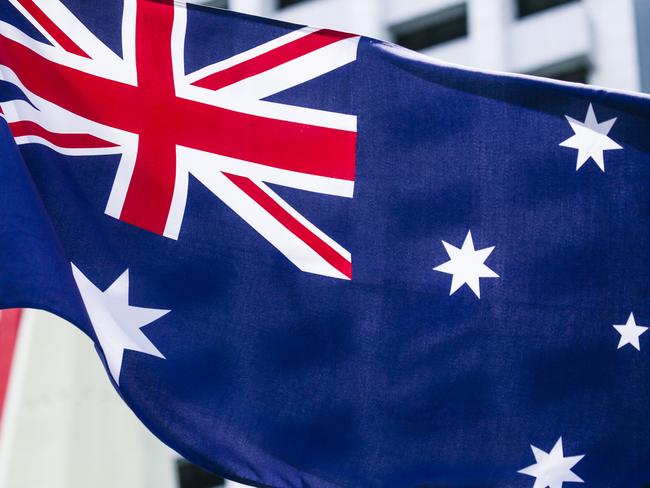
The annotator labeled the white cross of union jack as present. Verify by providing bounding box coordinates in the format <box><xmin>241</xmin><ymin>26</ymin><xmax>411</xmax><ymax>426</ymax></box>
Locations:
<box><xmin>0</xmin><ymin>0</ymin><xmax>359</xmax><ymax>280</ymax></box>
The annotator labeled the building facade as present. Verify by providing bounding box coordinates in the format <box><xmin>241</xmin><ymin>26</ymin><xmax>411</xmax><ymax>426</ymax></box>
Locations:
<box><xmin>635</xmin><ymin>0</ymin><xmax>650</xmax><ymax>92</ymax></box>
<box><xmin>0</xmin><ymin>1</ymin><xmax>645</xmax><ymax>488</ymax></box>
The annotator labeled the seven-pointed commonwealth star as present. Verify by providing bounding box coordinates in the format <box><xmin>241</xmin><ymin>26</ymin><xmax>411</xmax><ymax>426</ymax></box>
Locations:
<box><xmin>518</xmin><ymin>437</ymin><xmax>584</xmax><ymax>488</ymax></box>
<box><xmin>433</xmin><ymin>230</ymin><xmax>499</xmax><ymax>299</ymax></box>
<box><xmin>559</xmin><ymin>103</ymin><xmax>622</xmax><ymax>171</ymax></box>
<box><xmin>71</xmin><ymin>264</ymin><xmax>170</xmax><ymax>385</ymax></box>
<box><xmin>613</xmin><ymin>312</ymin><xmax>648</xmax><ymax>351</ymax></box>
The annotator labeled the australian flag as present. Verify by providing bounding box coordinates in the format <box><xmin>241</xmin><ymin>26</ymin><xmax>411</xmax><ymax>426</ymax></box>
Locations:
<box><xmin>0</xmin><ymin>1</ymin><xmax>649</xmax><ymax>487</ymax></box>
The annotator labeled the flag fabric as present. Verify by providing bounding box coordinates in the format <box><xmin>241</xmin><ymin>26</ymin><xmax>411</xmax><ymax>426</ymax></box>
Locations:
<box><xmin>0</xmin><ymin>1</ymin><xmax>649</xmax><ymax>486</ymax></box>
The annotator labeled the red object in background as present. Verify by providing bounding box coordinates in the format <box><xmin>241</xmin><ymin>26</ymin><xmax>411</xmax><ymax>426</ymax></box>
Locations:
<box><xmin>0</xmin><ymin>309</ymin><xmax>22</xmax><ymax>427</ymax></box>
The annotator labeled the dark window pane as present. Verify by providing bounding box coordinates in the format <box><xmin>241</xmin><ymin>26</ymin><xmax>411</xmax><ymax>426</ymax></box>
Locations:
<box><xmin>517</xmin><ymin>0</ymin><xmax>577</xmax><ymax>18</ymax></box>
<box><xmin>199</xmin><ymin>0</ymin><xmax>228</xmax><ymax>7</ymax></box>
<box><xmin>177</xmin><ymin>459</ymin><xmax>225</xmax><ymax>488</ymax></box>
<box><xmin>392</xmin><ymin>4</ymin><xmax>468</xmax><ymax>51</ymax></box>
<box><xmin>551</xmin><ymin>65</ymin><xmax>589</xmax><ymax>84</ymax></box>
<box><xmin>530</xmin><ymin>57</ymin><xmax>591</xmax><ymax>84</ymax></box>
<box><xmin>278</xmin><ymin>0</ymin><xmax>310</xmax><ymax>8</ymax></box>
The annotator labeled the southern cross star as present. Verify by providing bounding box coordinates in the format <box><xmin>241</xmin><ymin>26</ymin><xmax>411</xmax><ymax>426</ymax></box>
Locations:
<box><xmin>71</xmin><ymin>264</ymin><xmax>170</xmax><ymax>385</ymax></box>
<box><xmin>559</xmin><ymin>103</ymin><xmax>622</xmax><ymax>171</ymax></box>
<box><xmin>613</xmin><ymin>312</ymin><xmax>648</xmax><ymax>351</ymax></box>
<box><xmin>518</xmin><ymin>437</ymin><xmax>584</xmax><ymax>488</ymax></box>
<box><xmin>433</xmin><ymin>230</ymin><xmax>499</xmax><ymax>299</ymax></box>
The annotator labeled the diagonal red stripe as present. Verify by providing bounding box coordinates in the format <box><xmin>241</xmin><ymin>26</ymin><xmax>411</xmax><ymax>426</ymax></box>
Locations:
<box><xmin>16</xmin><ymin>0</ymin><xmax>90</xmax><ymax>58</ymax></box>
<box><xmin>225</xmin><ymin>173</ymin><xmax>352</xmax><ymax>279</ymax></box>
<box><xmin>192</xmin><ymin>29</ymin><xmax>357</xmax><ymax>91</ymax></box>
<box><xmin>8</xmin><ymin>120</ymin><xmax>118</xmax><ymax>149</ymax></box>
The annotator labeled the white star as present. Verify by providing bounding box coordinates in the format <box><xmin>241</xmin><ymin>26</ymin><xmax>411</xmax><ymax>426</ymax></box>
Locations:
<box><xmin>433</xmin><ymin>230</ymin><xmax>499</xmax><ymax>299</ymax></box>
<box><xmin>613</xmin><ymin>312</ymin><xmax>648</xmax><ymax>351</ymax></box>
<box><xmin>518</xmin><ymin>437</ymin><xmax>584</xmax><ymax>488</ymax></box>
<box><xmin>559</xmin><ymin>103</ymin><xmax>622</xmax><ymax>171</ymax></box>
<box><xmin>71</xmin><ymin>264</ymin><xmax>170</xmax><ymax>385</ymax></box>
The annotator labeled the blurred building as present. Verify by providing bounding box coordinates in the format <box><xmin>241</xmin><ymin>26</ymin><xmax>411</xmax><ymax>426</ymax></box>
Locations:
<box><xmin>635</xmin><ymin>0</ymin><xmax>650</xmax><ymax>92</ymax></box>
<box><xmin>0</xmin><ymin>1</ymin><xmax>646</xmax><ymax>488</ymax></box>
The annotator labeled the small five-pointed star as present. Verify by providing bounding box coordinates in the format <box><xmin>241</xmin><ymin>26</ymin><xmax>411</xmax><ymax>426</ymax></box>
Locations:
<box><xmin>518</xmin><ymin>437</ymin><xmax>584</xmax><ymax>488</ymax></box>
<box><xmin>433</xmin><ymin>230</ymin><xmax>499</xmax><ymax>299</ymax></box>
<box><xmin>613</xmin><ymin>312</ymin><xmax>648</xmax><ymax>351</ymax></box>
<box><xmin>72</xmin><ymin>264</ymin><xmax>171</xmax><ymax>385</ymax></box>
<box><xmin>559</xmin><ymin>103</ymin><xmax>622</xmax><ymax>171</ymax></box>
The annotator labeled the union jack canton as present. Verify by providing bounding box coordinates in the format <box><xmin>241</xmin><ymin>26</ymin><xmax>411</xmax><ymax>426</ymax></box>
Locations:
<box><xmin>1</xmin><ymin>0</ymin><xmax>358</xmax><ymax>279</ymax></box>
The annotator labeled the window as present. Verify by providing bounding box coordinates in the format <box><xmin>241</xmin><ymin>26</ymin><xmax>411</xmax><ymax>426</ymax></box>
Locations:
<box><xmin>195</xmin><ymin>0</ymin><xmax>228</xmax><ymax>7</ymax></box>
<box><xmin>278</xmin><ymin>0</ymin><xmax>311</xmax><ymax>9</ymax></box>
<box><xmin>177</xmin><ymin>459</ymin><xmax>226</xmax><ymax>488</ymax></box>
<box><xmin>391</xmin><ymin>4</ymin><xmax>468</xmax><ymax>51</ymax></box>
<box><xmin>530</xmin><ymin>57</ymin><xmax>591</xmax><ymax>84</ymax></box>
<box><xmin>550</xmin><ymin>65</ymin><xmax>589</xmax><ymax>84</ymax></box>
<box><xmin>516</xmin><ymin>0</ymin><xmax>577</xmax><ymax>18</ymax></box>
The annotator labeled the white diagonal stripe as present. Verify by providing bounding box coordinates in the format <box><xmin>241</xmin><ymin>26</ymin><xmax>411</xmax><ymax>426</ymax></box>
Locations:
<box><xmin>32</xmin><ymin>0</ymin><xmax>125</xmax><ymax>64</ymax></box>
<box><xmin>212</xmin><ymin>35</ymin><xmax>360</xmax><ymax>102</ymax></box>
<box><xmin>181</xmin><ymin>154</ymin><xmax>349</xmax><ymax>279</ymax></box>
<box><xmin>255</xmin><ymin>180</ymin><xmax>351</xmax><ymax>261</ymax></box>
<box><xmin>185</xmin><ymin>26</ymin><xmax>315</xmax><ymax>84</ymax></box>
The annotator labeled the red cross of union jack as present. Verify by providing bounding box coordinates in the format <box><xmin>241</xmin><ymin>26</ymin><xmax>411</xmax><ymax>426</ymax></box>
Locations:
<box><xmin>0</xmin><ymin>0</ymin><xmax>359</xmax><ymax>280</ymax></box>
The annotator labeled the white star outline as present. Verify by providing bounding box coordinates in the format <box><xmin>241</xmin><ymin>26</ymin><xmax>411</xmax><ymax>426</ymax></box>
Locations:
<box><xmin>433</xmin><ymin>230</ymin><xmax>499</xmax><ymax>299</ymax></box>
<box><xmin>613</xmin><ymin>312</ymin><xmax>648</xmax><ymax>351</ymax></box>
<box><xmin>518</xmin><ymin>437</ymin><xmax>584</xmax><ymax>488</ymax></box>
<box><xmin>71</xmin><ymin>264</ymin><xmax>170</xmax><ymax>385</ymax></box>
<box><xmin>559</xmin><ymin>103</ymin><xmax>622</xmax><ymax>172</ymax></box>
